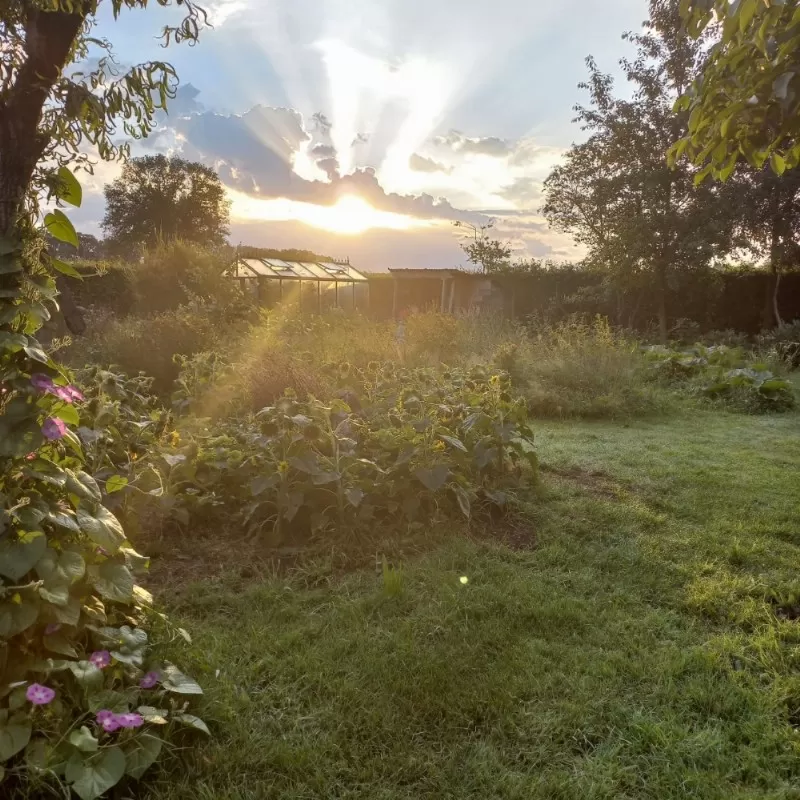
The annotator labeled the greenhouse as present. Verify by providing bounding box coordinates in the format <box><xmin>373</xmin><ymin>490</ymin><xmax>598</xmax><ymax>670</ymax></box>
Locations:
<box><xmin>225</xmin><ymin>256</ymin><xmax>369</xmax><ymax>312</ymax></box>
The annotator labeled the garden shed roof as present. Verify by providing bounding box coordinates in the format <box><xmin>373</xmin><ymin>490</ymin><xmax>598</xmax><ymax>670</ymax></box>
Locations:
<box><xmin>229</xmin><ymin>257</ymin><xmax>367</xmax><ymax>283</ymax></box>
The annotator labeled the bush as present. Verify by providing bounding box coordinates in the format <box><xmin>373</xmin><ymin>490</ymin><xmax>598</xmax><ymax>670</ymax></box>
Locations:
<box><xmin>69</xmin><ymin>300</ymin><xmax>247</xmax><ymax>395</ymax></box>
<box><xmin>757</xmin><ymin>320</ymin><xmax>800</xmax><ymax>369</ymax></box>
<box><xmin>512</xmin><ymin>317</ymin><xmax>667</xmax><ymax>419</ymax></box>
<box><xmin>102</xmin><ymin>363</ymin><xmax>537</xmax><ymax>548</ymax></box>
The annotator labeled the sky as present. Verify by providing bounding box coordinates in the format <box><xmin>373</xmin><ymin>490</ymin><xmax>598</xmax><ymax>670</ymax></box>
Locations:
<box><xmin>70</xmin><ymin>0</ymin><xmax>650</xmax><ymax>270</ymax></box>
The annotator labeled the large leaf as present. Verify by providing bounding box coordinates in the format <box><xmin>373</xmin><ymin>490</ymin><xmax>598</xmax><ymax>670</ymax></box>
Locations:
<box><xmin>0</xmin><ymin>600</ymin><xmax>39</xmax><ymax>638</ymax></box>
<box><xmin>44</xmin><ymin>209</ymin><xmax>78</xmax><ymax>248</ymax></box>
<box><xmin>36</xmin><ymin>548</ymin><xmax>85</xmax><ymax>585</ymax></box>
<box><xmin>161</xmin><ymin>664</ymin><xmax>203</xmax><ymax>695</ymax></box>
<box><xmin>65</xmin><ymin>746</ymin><xmax>126</xmax><ymax>800</ymax></box>
<box><xmin>0</xmin><ymin>532</ymin><xmax>46</xmax><ymax>580</ymax></box>
<box><xmin>68</xmin><ymin>661</ymin><xmax>104</xmax><ymax>692</ymax></box>
<box><xmin>173</xmin><ymin>713</ymin><xmax>210</xmax><ymax>735</ymax></box>
<box><xmin>77</xmin><ymin>506</ymin><xmax>126</xmax><ymax>553</ymax></box>
<box><xmin>51</xmin><ymin>258</ymin><xmax>82</xmax><ymax>279</ymax></box>
<box><xmin>66</xmin><ymin>470</ymin><xmax>102</xmax><ymax>503</ymax></box>
<box><xmin>105</xmin><ymin>475</ymin><xmax>128</xmax><ymax>494</ymax></box>
<box><xmin>345</xmin><ymin>488</ymin><xmax>364</xmax><ymax>508</ymax></box>
<box><xmin>454</xmin><ymin>486</ymin><xmax>471</xmax><ymax>519</ymax></box>
<box><xmin>44</xmin><ymin>631</ymin><xmax>79</xmax><ymax>658</ymax></box>
<box><xmin>0</xmin><ymin>710</ymin><xmax>32</xmax><ymax>761</ymax></box>
<box><xmin>124</xmin><ymin>734</ymin><xmax>162</xmax><ymax>780</ymax></box>
<box><xmin>88</xmin><ymin>562</ymin><xmax>134</xmax><ymax>602</ymax></box>
<box><xmin>439</xmin><ymin>434</ymin><xmax>467</xmax><ymax>453</ymax></box>
<box><xmin>414</xmin><ymin>465</ymin><xmax>450</xmax><ymax>492</ymax></box>
<box><xmin>68</xmin><ymin>727</ymin><xmax>99</xmax><ymax>754</ymax></box>
<box><xmin>55</xmin><ymin>166</ymin><xmax>83</xmax><ymax>207</ymax></box>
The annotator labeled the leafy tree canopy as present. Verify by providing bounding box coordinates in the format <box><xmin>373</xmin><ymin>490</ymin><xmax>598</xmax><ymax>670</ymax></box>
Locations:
<box><xmin>237</xmin><ymin>246</ymin><xmax>335</xmax><ymax>263</ymax></box>
<box><xmin>102</xmin><ymin>155</ymin><xmax>230</xmax><ymax>254</ymax></box>
<box><xmin>673</xmin><ymin>0</ymin><xmax>800</xmax><ymax>179</ymax></box>
<box><xmin>454</xmin><ymin>221</ymin><xmax>512</xmax><ymax>273</ymax></box>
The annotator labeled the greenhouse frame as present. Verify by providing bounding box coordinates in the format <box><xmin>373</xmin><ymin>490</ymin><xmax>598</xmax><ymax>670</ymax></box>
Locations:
<box><xmin>225</xmin><ymin>257</ymin><xmax>370</xmax><ymax>312</ymax></box>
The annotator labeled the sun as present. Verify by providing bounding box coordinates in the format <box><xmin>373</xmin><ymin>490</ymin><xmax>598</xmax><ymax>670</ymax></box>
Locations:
<box><xmin>228</xmin><ymin>190</ymin><xmax>432</xmax><ymax>235</ymax></box>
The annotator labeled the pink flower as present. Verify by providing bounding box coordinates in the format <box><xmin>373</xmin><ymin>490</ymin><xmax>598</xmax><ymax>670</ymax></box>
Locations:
<box><xmin>26</xmin><ymin>683</ymin><xmax>55</xmax><ymax>705</ymax></box>
<box><xmin>42</xmin><ymin>417</ymin><xmax>67</xmax><ymax>441</ymax></box>
<box><xmin>139</xmin><ymin>671</ymin><xmax>160</xmax><ymax>689</ymax></box>
<box><xmin>25</xmin><ymin>452</ymin><xmax>37</xmax><ymax>461</ymax></box>
<box><xmin>31</xmin><ymin>374</ymin><xmax>55</xmax><ymax>392</ymax></box>
<box><xmin>65</xmin><ymin>386</ymin><xmax>84</xmax><ymax>402</ymax></box>
<box><xmin>117</xmin><ymin>712</ymin><xmax>143</xmax><ymax>729</ymax></box>
<box><xmin>51</xmin><ymin>385</ymin><xmax>84</xmax><ymax>403</ymax></box>
<box><xmin>44</xmin><ymin>623</ymin><xmax>61</xmax><ymax>635</ymax></box>
<box><xmin>89</xmin><ymin>650</ymin><xmax>111</xmax><ymax>669</ymax></box>
<box><xmin>96</xmin><ymin>709</ymin><xmax>115</xmax><ymax>724</ymax></box>
<box><xmin>99</xmin><ymin>715</ymin><xmax>121</xmax><ymax>733</ymax></box>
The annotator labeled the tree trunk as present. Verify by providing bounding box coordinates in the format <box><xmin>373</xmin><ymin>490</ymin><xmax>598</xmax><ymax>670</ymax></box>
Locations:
<box><xmin>0</xmin><ymin>8</ymin><xmax>87</xmax><ymax>331</ymax></box>
<box><xmin>656</xmin><ymin>265</ymin><xmax>668</xmax><ymax>344</ymax></box>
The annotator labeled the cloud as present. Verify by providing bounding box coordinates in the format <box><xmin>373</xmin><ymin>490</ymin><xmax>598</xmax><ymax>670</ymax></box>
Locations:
<box><xmin>434</xmin><ymin>130</ymin><xmax>511</xmax><ymax>158</ymax></box>
<box><xmin>409</xmin><ymin>153</ymin><xmax>452</xmax><ymax>174</ymax></box>
<box><xmin>165</xmin><ymin>101</ymin><xmax>487</xmax><ymax>225</ymax></box>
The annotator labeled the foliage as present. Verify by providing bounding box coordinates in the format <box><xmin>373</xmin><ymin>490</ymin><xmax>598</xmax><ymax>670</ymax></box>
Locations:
<box><xmin>0</xmin><ymin>5</ymin><xmax>209</xmax><ymax>796</ymax></box>
<box><xmin>129</xmin><ymin>241</ymin><xmax>240</xmax><ymax>314</ymax></box>
<box><xmin>644</xmin><ymin>343</ymin><xmax>796</xmax><ymax>412</ymax></box>
<box><xmin>510</xmin><ymin>317</ymin><xmax>668</xmax><ymax>419</ymax></box>
<box><xmin>102</xmin><ymin>156</ymin><xmax>230</xmax><ymax>256</ymax></box>
<box><xmin>0</xmin><ymin>1</ymin><xmax>207</xmax><ymax>227</ymax></box>
<box><xmin>674</xmin><ymin>0</ymin><xmax>800</xmax><ymax>179</ymax></box>
<box><xmin>542</xmin><ymin>1</ymin><xmax>736</xmax><ymax>341</ymax></box>
<box><xmin>116</xmin><ymin>363</ymin><xmax>537</xmax><ymax>545</ymax></box>
<box><xmin>454</xmin><ymin>221</ymin><xmax>513</xmax><ymax>273</ymax></box>
<box><xmin>757</xmin><ymin>319</ymin><xmax>800</xmax><ymax>369</ymax></box>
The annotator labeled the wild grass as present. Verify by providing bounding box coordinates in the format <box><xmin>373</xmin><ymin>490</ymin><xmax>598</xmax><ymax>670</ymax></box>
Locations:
<box><xmin>137</xmin><ymin>408</ymin><xmax>800</xmax><ymax>800</ymax></box>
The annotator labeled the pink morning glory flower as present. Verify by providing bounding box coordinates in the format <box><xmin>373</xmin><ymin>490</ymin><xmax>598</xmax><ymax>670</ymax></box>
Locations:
<box><xmin>89</xmin><ymin>650</ymin><xmax>111</xmax><ymax>669</ymax></box>
<box><xmin>96</xmin><ymin>709</ymin><xmax>115</xmax><ymax>724</ymax></box>
<box><xmin>44</xmin><ymin>623</ymin><xmax>61</xmax><ymax>635</ymax></box>
<box><xmin>65</xmin><ymin>386</ymin><xmax>85</xmax><ymax>402</ymax></box>
<box><xmin>41</xmin><ymin>417</ymin><xmax>67</xmax><ymax>441</ymax></box>
<box><xmin>117</xmin><ymin>712</ymin><xmax>144</xmax><ymax>729</ymax></box>
<box><xmin>99</xmin><ymin>715</ymin><xmax>121</xmax><ymax>733</ymax></box>
<box><xmin>31</xmin><ymin>374</ymin><xmax>55</xmax><ymax>392</ymax></box>
<box><xmin>26</xmin><ymin>683</ymin><xmax>55</xmax><ymax>705</ymax></box>
<box><xmin>139</xmin><ymin>671</ymin><xmax>160</xmax><ymax>689</ymax></box>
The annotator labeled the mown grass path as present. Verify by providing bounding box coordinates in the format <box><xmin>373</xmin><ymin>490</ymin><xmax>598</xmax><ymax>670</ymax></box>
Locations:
<box><xmin>148</xmin><ymin>410</ymin><xmax>800</xmax><ymax>799</ymax></box>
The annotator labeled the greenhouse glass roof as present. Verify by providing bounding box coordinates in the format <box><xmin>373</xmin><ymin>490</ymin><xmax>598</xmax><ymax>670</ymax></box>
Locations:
<box><xmin>229</xmin><ymin>258</ymin><xmax>367</xmax><ymax>283</ymax></box>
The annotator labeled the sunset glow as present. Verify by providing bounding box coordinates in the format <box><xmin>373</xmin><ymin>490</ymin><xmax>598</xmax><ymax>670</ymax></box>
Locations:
<box><xmin>228</xmin><ymin>190</ymin><xmax>434</xmax><ymax>235</ymax></box>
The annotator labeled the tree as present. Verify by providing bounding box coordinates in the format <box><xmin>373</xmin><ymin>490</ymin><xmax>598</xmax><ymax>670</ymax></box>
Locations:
<box><xmin>673</xmin><ymin>0</ymin><xmax>800</xmax><ymax>179</ymax></box>
<box><xmin>454</xmin><ymin>220</ymin><xmax>512</xmax><ymax>273</ymax></box>
<box><xmin>543</xmin><ymin>0</ymin><xmax>735</xmax><ymax>341</ymax></box>
<box><xmin>103</xmin><ymin>155</ymin><xmax>230</xmax><ymax>253</ymax></box>
<box><xmin>0</xmin><ymin>4</ymin><xmax>208</xmax><ymax>793</ymax></box>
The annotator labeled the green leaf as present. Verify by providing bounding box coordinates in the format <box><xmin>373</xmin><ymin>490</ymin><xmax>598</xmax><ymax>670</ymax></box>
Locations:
<box><xmin>54</xmin><ymin>403</ymin><xmax>80</xmax><ymax>426</ymax></box>
<box><xmin>105</xmin><ymin>475</ymin><xmax>129</xmax><ymax>494</ymax></box>
<box><xmin>123</xmin><ymin>734</ymin><xmax>162</xmax><ymax>780</ymax></box>
<box><xmin>88</xmin><ymin>562</ymin><xmax>134</xmax><ymax>602</ymax></box>
<box><xmin>454</xmin><ymin>486</ymin><xmax>471</xmax><ymax>519</ymax></box>
<box><xmin>51</xmin><ymin>595</ymin><xmax>82</xmax><ymax>625</ymax></box>
<box><xmin>311</xmin><ymin>471</ymin><xmax>340</xmax><ymax>485</ymax></box>
<box><xmin>137</xmin><ymin>706</ymin><xmax>168</xmax><ymax>725</ymax></box>
<box><xmin>51</xmin><ymin>257</ymin><xmax>82</xmax><ymax>279</ymax></box>
<box><xmin>414</xmin><ymin>465</ymin><xmax>450</xmax><ymax>492</ymax></box>
<box><xmin>68</xmin><ymin>661</ymin><xmax>104</xmax><ymax>692</ymax></box>
<box><xmin>439</xmin><ymin>434</ymin><xmax>467</xmax><ymax>453</ymax></box>
<box><xmin>0</xmin><ymin>532</ymin><xmax>46</xmax><ymax>581</ymax></box>
<box><xmin>250</xmin><ymin>475</ymin><xmax>278</xmax><ymax>496</ymax></box>
<box><xmin>0</xmin><ymin>600</ymin><xmax>38</xmax><ymax>637</ymax></box>
<box><xmin>770</xmin><ymin>152</ymin><xmax>787</xmax><ymax>175</ymax></box>
<box><xmin>161</xmin><ymin>664</ymin><xmax>203</xmax><ymax>695</ymax></box>
<box><xmin>0</xmin><ymin>711</ymin><xmax>32</xmax><ymax>762</ymax></box>
<box><xmin>345</xmin><ymin>487</ymin><xmax>364</xmax><ymax>508</ymax></box>
<box><xmin>65</xmin><ymin>746</ymin><xmax>126</xmax><ymax>800</ymax></box>
<box><xmin>55</xmin><ymin>166</ymin><xmax>83</xmax><ymax>208</ymax></box>
<box><xmin>88</xmin><ymin>690</ymin><xmax>133</xmax><ymax>714</ymax></box>
<box><xmin>36</xmin><ymin>548</ymin><xmax>85</xmax><ymax>585</ymax></box>
<box><xmin>77</xmin><ymin>506</ymin><xmax>126</xmax><ymax>553</ymax></box>
<box><xmin>44</xmin><ymin>632</ymin><xmax>79</xmax><ymax>658</ymax></box>
<box><xmin>173</xmin><ymin>713</ymin><xmax>210</xmax><ymax>735</ymax></box>
<box><xmin>68</xmin><ymin>726</ymin><xmax>99</xmax><ymax>754</ymax></box>
<box><xmin>0</xmin><ymin>256</ymin><xmax>22</xmax><ymax>275</ymax></box>
<box><xmin>44</xmin><ymin>209</ymin><xmax>78</xmax><ymax>248</ymax></box>
<box><xmin>66</xmin><ymin>470</ymin><xmax>102</xmax><ymax>503</ymax></box>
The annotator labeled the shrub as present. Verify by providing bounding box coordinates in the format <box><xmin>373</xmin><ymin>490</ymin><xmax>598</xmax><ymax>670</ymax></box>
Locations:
<box><xmin>70</xmin><ymin>300</ymin><xmax>246</xmax><ymax>395</ymax></box>
<box><xmin>757</xmin><ymin>320</ymin><xmax>800</xmax><ymax>369</ymax></box>
<box><xmin>512</xmin><ymin>317</ymin><xmax>667</xmax><ymax>419</ymax></box>
<box><xmin>104</xmin><ymin>364</ymin><xmax>537</xmax><ymax>547</ymax></box>
<box><xmin>0</xmin><ymin>241</ymin><xmax>204</xmax><ymax>800</ymax></box>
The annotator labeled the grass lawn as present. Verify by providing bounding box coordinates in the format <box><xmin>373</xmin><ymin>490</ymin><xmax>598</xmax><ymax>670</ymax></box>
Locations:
<box><xmin>145</xmin><ymin>409</ymin><xmax>800</xmax><ymax>800</ymax></box>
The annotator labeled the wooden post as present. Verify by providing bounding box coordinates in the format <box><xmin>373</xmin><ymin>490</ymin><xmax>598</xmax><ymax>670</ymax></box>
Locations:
<box><xmin>448</xmin><ymin>279</ymin><xmax>456</xmax><ymax>313</ymax></box>
<box><xmin>392</xmin><ymin>276</ymin><xmax>399</xmax><ymax>319</ymax></box>
<box><xmin>440</xmin><ymin>277</ymin><xmax>447</xmax><ymax>312</ymax></box>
